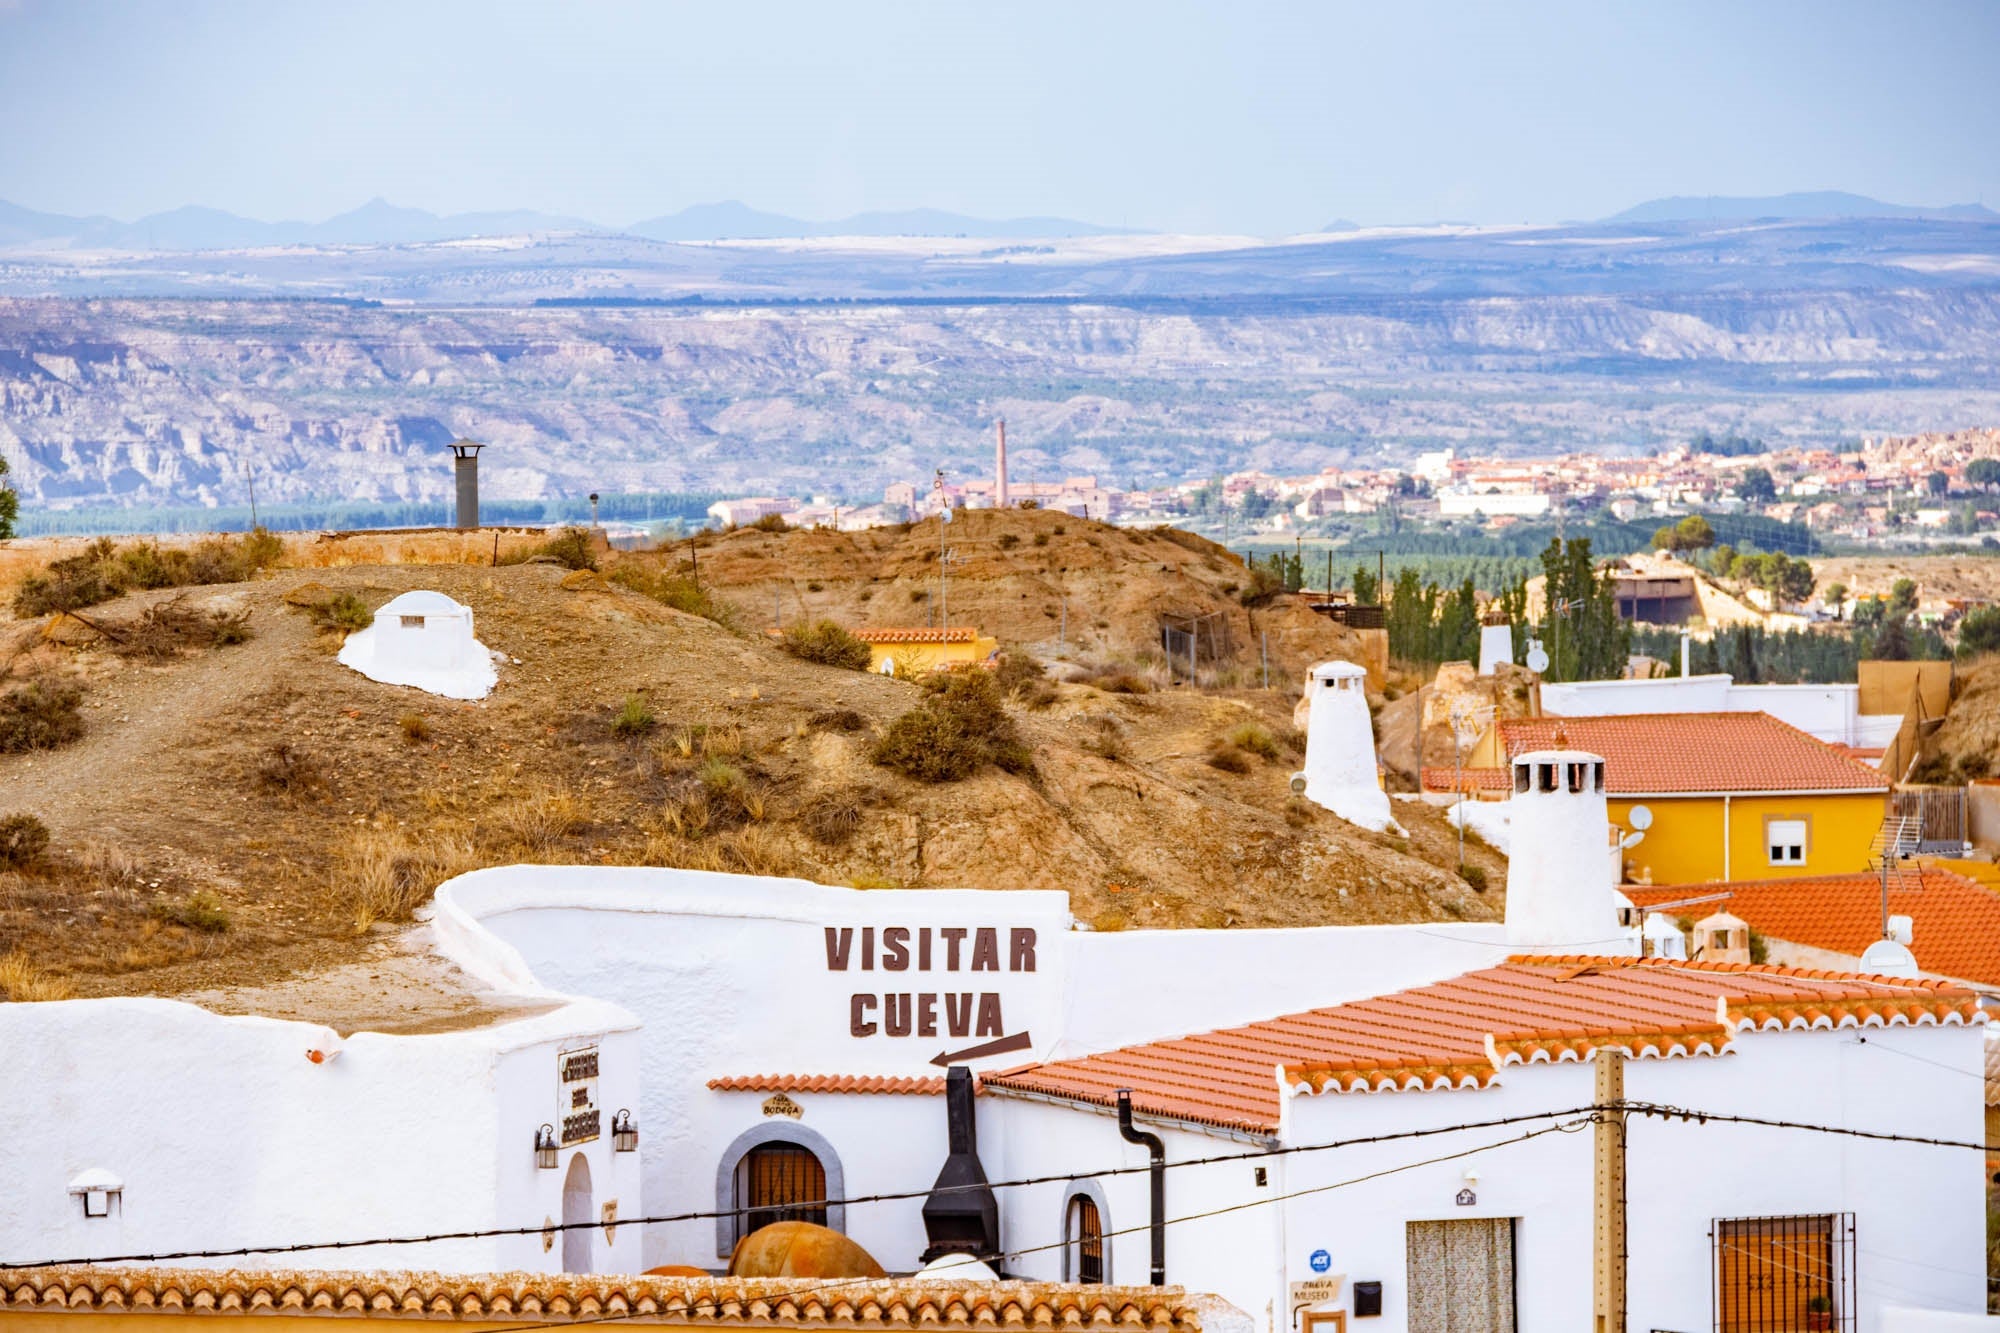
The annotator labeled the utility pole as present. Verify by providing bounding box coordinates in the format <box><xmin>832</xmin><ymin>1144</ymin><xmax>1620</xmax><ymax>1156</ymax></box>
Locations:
<box><xmin>1593</xmin><ymin>1049</ymin><xmax>1628</xmax><ymax>1333</ymax></box>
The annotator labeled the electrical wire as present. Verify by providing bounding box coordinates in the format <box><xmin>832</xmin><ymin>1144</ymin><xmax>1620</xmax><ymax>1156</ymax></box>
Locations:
<box><xmin>5</xmin><ymin>1099</ymin><xmax>1987</xmax><ymax>1272</ymax></box>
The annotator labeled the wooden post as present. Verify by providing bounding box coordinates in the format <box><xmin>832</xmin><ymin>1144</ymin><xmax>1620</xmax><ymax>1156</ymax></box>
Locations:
<box><xmin>1593</xmin><ymin>1049</ymin><xmax>1627</xmax><ymax>1333</ymax></box>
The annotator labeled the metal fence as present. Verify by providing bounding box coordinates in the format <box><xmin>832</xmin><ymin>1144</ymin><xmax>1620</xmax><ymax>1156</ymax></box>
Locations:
<box><xmin>1713</xmin><ymin>1212</ymin><xmax>1854</xmax><ymax>1333</ymax></box>
<box><xmin>1892</xmin><ymin>787</ymin><xmax>1968</xmax><ymax>853</ymax></box>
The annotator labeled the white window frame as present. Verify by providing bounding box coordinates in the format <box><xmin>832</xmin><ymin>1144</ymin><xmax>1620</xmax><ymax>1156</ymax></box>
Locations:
<box><xmin>1766</xmin><ymin>818</ymin><xmax>1808</xmax><ymax>867</ymax></box>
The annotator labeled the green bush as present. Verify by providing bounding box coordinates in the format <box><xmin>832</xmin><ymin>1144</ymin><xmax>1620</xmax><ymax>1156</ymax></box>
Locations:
<box><xmin>611</xmin><ymin>694</ymin><xmax>657</xmax><ymax>737</ymax></box>
<box><xmin>307</xmin><ymin>592</ymin><xmax>374</xmax><ymax>633</ymax></box>
<box><xmin>779</xmin><ymin>620</ymin><xmax>873</xmax><ymax>671</ymax></box>
<box><xmin>151</xmin><ymin>891</ymin><xmax>230</xmax><ymax>933</ymax></box>
<box><xmin>1459</xmin><ymin>864</ymin><xmax>1489</xmax><ymax>893</ymax></box>
<box><xmin>12</xmin><ymin>530</ymin><xmax>282</xmax><ymax>618</ymax></box>
<box><xmin>873</xmin><ymin>670</ymin><xmax>1032</xmax><ymax>783</ymax></box>
<box><xmin>0</xmin><ymin>678</ymin><xmax>84</xmax><ymax>753</ymax></box>
<box><xmin>1225</xmin><ymin>723</ymin><xmax>1280</xmax><ymax>761</ymax></box>
<box><xmin>0</xmin><ymin>813</ymin><xmax>51</xmax><ymax>868</ymax></box>
<box><xmin>607</xmin><ymin>565</ymin><xmax>734</xmax><ymax>627</ymax></box>
<box><xmin>536</xmin><ymin>527</ymin><xmax>599</xmax><ymax>571</ymax></box>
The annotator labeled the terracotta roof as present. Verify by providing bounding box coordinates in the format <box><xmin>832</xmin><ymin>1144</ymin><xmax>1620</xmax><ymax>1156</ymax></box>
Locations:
<box><xmin>983</xmin><ymin>957</ymin><xmax>1977</xmax><ymax>1135</ymax></box>
<box><xmin>0</xmin><ymin>1269</ymin><xmax>1208</xmax><ymax>1330</ymax></box>
<box><xmin>1498</xmin><ymin>713</ymin><xmax>1890</xmax><ymax>794</ymax></box>
<box><xmin>709</xmin><ymin>1074</ymin><xmax>949</xmax><ymax>1095</ymax></box>
<box><xmin>854</xmin><ymin>627</ymin><xmax>981</xmax><ymax>644</ymax></box>
<box><xmin>1421</xmin><ymin>766</ymin><xmax>1513</xmax><ymax>794</ymax></box>
<box><xmin>1627</xmin><ymin>867</ymin><xmax>2000</xmax><ymax>989</ymax></box>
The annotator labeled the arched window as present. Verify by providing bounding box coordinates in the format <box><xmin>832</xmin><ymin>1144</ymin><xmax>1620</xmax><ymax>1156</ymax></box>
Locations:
<box><xmin>560</xmin><ymin>1153</ymin><xmax>593</xmax><ymax>1275</ymax></box>
<box><xmin>1059</xmin><ymin>1181</ymin><xmax>1111</xmax><ymax>1284</ymax></box>
<box><xmin>741</xmin><ymin>1142</ymin><xmax>828</xmax><ymax>1236</ymax></box>
<box><xmin>1066</xmin><ymin>1194</ymin><xmax>1104</xmax><ymax>1283</ymax></box>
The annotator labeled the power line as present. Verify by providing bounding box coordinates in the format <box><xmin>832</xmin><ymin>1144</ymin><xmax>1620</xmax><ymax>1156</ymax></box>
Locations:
<box><xmin>5</xmin><ymin>1098</ymin><xmax>1986</xmax><ymax>1273</ymax></box>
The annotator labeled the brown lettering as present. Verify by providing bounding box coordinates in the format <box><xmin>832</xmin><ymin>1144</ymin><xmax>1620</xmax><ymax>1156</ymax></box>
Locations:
<box><xmin>885</xmin><ymin>993</ymin><xmax>912</xmax><ymax>1038</ymax></box>
<box><xmin>861</xmin><ymin>926</ymin><xmax>875</xmax><ymax>971</ymax></box>
<box><xmin>946</xmin><ymin>993</ymin><xmax>973</xmax><ymax>1037</ymax></box>
<box><xmin>971</xmin><ymin>927</ymin><xmax>1000</xmax><ymax>971</ymax></box>
<box><xmin>918</xmin><ymin>928</ymin><xmax>933</xmax><ymax>971</ymax></box>
<box><xmin>825</xmin><ymin>928</ymin><xmax>854</xmax><ymax>971</ymax></box>
<box><xmin>850</xmin><ymin>993</ymin><xmax>877</xmax><ymax>1037</ymax></box>
<box><xmin>942</xmin><ymin>927</ymin><xmax>967</xmax><ymax>970</ymax></box>
<box><xmin>882</xmin><ymin>927</ymin><xmax>910</xmax><ymax>971</ymax></box>
<box><xmin>976</xmin><ymin>992</ymin><xmax>1003</xmax><ymax>1037</ymax></box>
<box><xmin>1010</xmin><ymin>927</ymin><xmax>1037</xmax><ymax>972</ymax></box>
<box><xmin>918</xmin><ymin>992</ymin><xmax>938</xmax><ymax>1037</ymax></box>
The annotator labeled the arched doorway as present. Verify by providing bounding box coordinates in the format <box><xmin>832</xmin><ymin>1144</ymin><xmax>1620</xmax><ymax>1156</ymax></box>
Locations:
<box><xmin>561</xmin><ymin>1153</ymin><xmax>593</xmax><ymax>1274</ymax></box>
<box><xmin>713</xmin><ymin>1122</ymin><xmax>848</xmax><ymax>1259</ymax></box>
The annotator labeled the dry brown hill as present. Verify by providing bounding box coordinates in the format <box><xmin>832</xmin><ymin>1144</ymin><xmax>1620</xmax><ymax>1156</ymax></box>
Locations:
<box><xmin>0</xmin><ymin>545</ymin><xmax>1501</xmax><ymax>1001</ymax></box>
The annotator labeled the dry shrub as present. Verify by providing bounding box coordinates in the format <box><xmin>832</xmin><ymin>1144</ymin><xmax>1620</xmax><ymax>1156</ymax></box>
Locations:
<box><xmin>1225</xmin><ymin>723</ymin><xmax>1281</xmax><ymax>761</ymax></box>
<box><xmin>0</xmin><ymin>675</ymin><xmax>85</xmax><ymax>753</ymax></box>
<box><xmin>808</xmin><ymin>708</ymin><xmax>868</xmax><ymax>733</ymax></box>
<box><xmin>994</xmin><ymin>651</ymin><xmax>1056</xmax><ymax>707</ymax></box>
<box><xmin>874</xmin><ymin>670</ymin><xmax>1033</xmax><ymax>783</ymax></box>
<box><xmin>1082</xmin><ymin>715</ymin><xmax>1128</xmax><ymax>762</ymax></box>
<box><xmin>337</xmin><ymin>828</ymin><xmax>479</xmax><ymax>931</ymax></box>
<box><xmin>528</xmin><ymin>527</ymin><xmax>599</xmax><ymax>571</ymax></box>
<box><xmin>398</xmin><ymin>712</ymin><xmax>433</xmax><ymax>743</ymax></box>
<box><xmin>495</xmin><ymin>786</ymin><xmax>592</xmax><ymax>858</ymax></box>
<box><xmin>1238</xmin><ymin>565</ymin><xmax>1286</xmax><ymax>607</ymax></box>
<box><xmin>149</xmin><ymin>891</ymin><xmax>230</xmax><ymax>933</ymax></box>
<box><xmin>1204</xmin><ymin>743</ymin><xmax>1254</xmax><ymax>774</ymax></box>
<box><xmin>112</xmin><ymin>595</ymin><xmax>252</xmax><ymax>659</ymax></box>
<box><xmin>1081</xmin><ymin>666</ymin><xmax>1151</xmax><ymax>695</ymax></box>
<box><xmin>1283</xmin><ymin>795</ymin><xmax>1316</xmax><ymax>827</ymax></box>
<box><xmin>13</xmin><ymin>529</ymin><xmax>282</xmax><ymax>618</ymax></box>
<box><xmin>257</xmin><ymin>743</ymin><xmax>325</xmax><ymax>795</ymax></box>
<box><xmin>748</xmin><ymin>513</ymin><xmax>790</xmax><ymax>534</ymax></box>
<box><xmin>0</xmin><ymin>952</ymin><xmax>73</xmax><ymax>1001</ymax></box>
<box><xmin>302</xmin><ymin>591</ymin><xmax>373</xmax><ymax>633</ymax></box>
<box><xmin>1460</xmin><ymin>864</ymin><xmax>1490</xmax><ymax>893</ymax></box>
<box><xmin>779</xmin><ymin>620</ymin><xmax>873</xmax><ymax>671</ymax></box>
<box><xmin>612</xmin><ymin>693</ymin><xmax>658</xmax><ymax>737</ymax></box>
<box><xmin>0</xmin><ymin>813</ymin><xmax>51</xmax><ymax>869</ymax></box>
<box><xmin>609</xmin><ymin>564</ymin><xmax>736</xmax><ymax>627</ymax></box>
<box><xmin>801</xmin><ymin>790</ymin><xmax>868</xmax><ymax>847</ymax></box>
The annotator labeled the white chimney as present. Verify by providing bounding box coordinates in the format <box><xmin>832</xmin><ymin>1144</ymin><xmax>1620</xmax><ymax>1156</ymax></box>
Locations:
<box><xmin>1476</xmin><ymin>620</ymin><xmax>1513</xmax><ymax>675</ymax></box>
<box><xmin>1504</xmin><ymin>744</ymin><xmax>1633</xmax><ymax>955</ymax></box>
<box><xmin>1300</xmin><ymin>660</ymin><xmax>1400</xmax><ymax>834</ymax></box>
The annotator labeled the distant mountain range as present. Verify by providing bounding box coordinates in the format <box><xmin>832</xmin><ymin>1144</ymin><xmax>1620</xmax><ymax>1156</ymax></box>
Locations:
<box><xmin>1608</xmin><ymin>191</ymin><xmax>1998</xmax><ymax>224</ymax></box>
<box><xmin>0</xmin><ymin>197</ymin><xmax>1128</xmax><ymax>251</ymax></box>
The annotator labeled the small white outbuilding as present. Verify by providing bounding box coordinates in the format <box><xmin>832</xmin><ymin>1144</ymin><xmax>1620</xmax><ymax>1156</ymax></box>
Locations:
<box><xmin>337</xmin><ymin>590</ymin><xmax>497</xmax><ymax>700</ymax></box>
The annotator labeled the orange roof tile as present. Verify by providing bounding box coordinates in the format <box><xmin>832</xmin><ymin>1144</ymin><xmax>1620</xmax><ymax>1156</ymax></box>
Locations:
<box><xmin>1626</xmin><ymin>867</ymin><xmax>2000</xmax><ymax>989</ymax></box>
<box><xmin>708</xmin><ymin>1074</ymin><xmax>950</xmax><ymax>1095</ymax></box>
<box><xmin>1421</xmin><ymin>766</ymin><xmax>1512</xmax><ymax>794</ymax></box>
<box><xmin>854</xmin><ymin>626</ymin><xmax>981</xmax><ymax>644</ymax></box>
<box><xmin>1498</xmin><ymin>713</ymin><xmax>1890</xmax><ymax>794</ymax></box>
<box><xmin>984</xmin><ymin>957</ymin><xmax>1976</xmax><ymax>1135</ymax></box>
<box><xmin>0</xmin><ymin>1269</ymin><xmax>1208</xmax><ymax>1329</ymax></box>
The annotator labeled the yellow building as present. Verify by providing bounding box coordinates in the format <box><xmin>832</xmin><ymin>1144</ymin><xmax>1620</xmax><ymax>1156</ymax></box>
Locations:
<box><xmin>1493</xmin><ymin>713</ymin><xmax>1890</xmax><ymax>884</ymax></box>
<box><xmin>853</xmin><ymin>626</ymin><xmax>1000</xmax><ymax>676</ymax></box>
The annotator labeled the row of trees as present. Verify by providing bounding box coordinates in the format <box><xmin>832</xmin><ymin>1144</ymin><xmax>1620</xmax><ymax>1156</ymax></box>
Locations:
<box><xmin>1369</xmin><ymin>538</ymin><xmax>1628</xmax><ymax>679</ymax></box>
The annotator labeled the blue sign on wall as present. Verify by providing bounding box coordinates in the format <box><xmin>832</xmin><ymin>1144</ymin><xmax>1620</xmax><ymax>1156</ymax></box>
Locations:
<box><xmin>1309</xmin><ymin>1249</ymin><xmax>1332</xmax><ymax>1274</ymax></box>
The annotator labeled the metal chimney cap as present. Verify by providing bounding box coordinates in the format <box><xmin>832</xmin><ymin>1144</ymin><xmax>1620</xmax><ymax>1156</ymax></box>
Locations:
<box><xmin>448</xmin><ymin>438</ymin><xmax>486</xmax><ymax>458</ymax></box>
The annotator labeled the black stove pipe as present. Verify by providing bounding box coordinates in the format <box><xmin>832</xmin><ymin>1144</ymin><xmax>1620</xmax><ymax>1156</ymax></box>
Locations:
<box><xmin>1116</xmin><ymin>1089</ymin><xmax>1165</xmax><ymax>1285</ymax></box>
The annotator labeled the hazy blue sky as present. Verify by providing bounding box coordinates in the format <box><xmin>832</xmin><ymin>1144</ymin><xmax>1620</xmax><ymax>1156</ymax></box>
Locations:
<box><xmin>3</xmin><ymin>0</ymin><xmax>1997</xmax><ymax>233</ymax></box>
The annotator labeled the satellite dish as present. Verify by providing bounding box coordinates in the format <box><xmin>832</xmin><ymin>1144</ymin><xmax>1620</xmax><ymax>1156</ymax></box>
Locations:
<box><xmin>1525</xmin><ymin>640</ymin><xmax>1550</xmax><ymax>674</ymax></box>
<box><xmin>1858</xmin><ymin>938</ymin><xmax>1919</xmax><ymax>978</ymax></box>
<box><xmin>1629</xmin><ymin>805</ymin><xmax>1654</xmax><ymax>831</ymax></box>
<box><xmin>942</xmin><ymin>507</ymin><xmax>954</xmax><ymax>523</ymax></box>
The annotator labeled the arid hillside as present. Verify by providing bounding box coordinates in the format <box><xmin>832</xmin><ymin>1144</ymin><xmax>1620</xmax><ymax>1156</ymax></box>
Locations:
<box><xmin>0</xmin><ymin>536</ymin><xmax>1500</xmax><ymax>1002</ymax></box>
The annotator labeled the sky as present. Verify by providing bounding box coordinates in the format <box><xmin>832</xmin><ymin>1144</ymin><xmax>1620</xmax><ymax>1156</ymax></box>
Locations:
<box><xmin>2</xmin><ymin>0</ymin><xmax>1997</xmax><ymax>235</ymax></box>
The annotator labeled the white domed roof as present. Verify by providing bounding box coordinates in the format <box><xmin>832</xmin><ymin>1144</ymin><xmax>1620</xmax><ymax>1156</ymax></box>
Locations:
<box><xmin>375</xmin><ymin>590</ymin><xmax>471</xmax><ymax>617</ymax></box>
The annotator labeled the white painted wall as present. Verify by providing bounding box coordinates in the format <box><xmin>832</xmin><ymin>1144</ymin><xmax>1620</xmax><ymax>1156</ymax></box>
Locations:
<box><xmin>0</xmin><ymin>994</ymin><xmax>641</xmax><ymax>1274</ymax></box>
<box><xmin>1540</xmin><ymin>675</ymin><xmax>1898</xmax><ymax>748</ymax></box>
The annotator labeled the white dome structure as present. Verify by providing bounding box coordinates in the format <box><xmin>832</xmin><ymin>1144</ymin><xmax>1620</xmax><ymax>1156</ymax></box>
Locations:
<box><xmin>1299</xmin><ymin>660</ymin><xmax>1400</xmax><ymax>834</ymax></box>
<box><xmin>1503</xmin><ymin>746</ymin><xmax>1633</xmax><ymax>956</ymax></box>
<box><xmin>337</xmin><ymin>591</ymin><xmax>497</xmax><ymax>701</ymax></box>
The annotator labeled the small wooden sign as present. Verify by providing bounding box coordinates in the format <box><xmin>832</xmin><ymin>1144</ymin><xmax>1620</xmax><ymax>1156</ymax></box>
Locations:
<box><xmin>761</xmin><ymin>1093</ymin><xmax>803</xmax><ymax>1119</ymax></box>
<box><xmin>1291</xmin><ymin>1277</ymin><xmax>1343</xmax><ymax>1305</ymax></box>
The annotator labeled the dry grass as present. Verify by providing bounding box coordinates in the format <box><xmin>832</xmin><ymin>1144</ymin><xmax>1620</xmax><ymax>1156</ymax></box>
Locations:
<box><xmin>495</xmin><ymin>785</ymin><xmax>593</xmax><ymax>858</ymax></box>
<box><xmin>397</xmin><ymin>712</ymin><xmax>433</xmax><ymax>743</ymax></box>
<box><xmin>801</xmin><ymin>789</ymin><xmax>868</xmax><ymax>847</ymax></box>
<box><xmin>109</xmin><ymin>595</ymin><xmax>253</xmax><ymax>659</ymax></box>
<box><xmin>1224</xmin><ymin>722</ymin><xmax>1281</xmax><ymax>761</ymax></box>
<box><xmin>256</xmin><ymin>742</ymin><xmax>326</xmax><ymax>796</ymax></box>
<box><xmin>0</xmin><ymin>952</ymin><xmax>74</xmax><ymax>1001</ymax></box>
<box><xmin>1203</xmin><ymin>744</ymin><xmax>1255</xmax><ymax>774</ymax></box>
<box><xmin>0</xmin><ymin>674</ymin><xmax>85</xmax><ymax>753</ymax></box>
<box><xmin>334</xmin><ymin>827</ymin><xmax>481</xmax><ymax>933</ymax></box>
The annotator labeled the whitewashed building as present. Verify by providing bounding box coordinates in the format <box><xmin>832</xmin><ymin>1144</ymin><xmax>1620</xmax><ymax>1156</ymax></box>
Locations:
<box><xmin>0</xmin><ymin>749</ymin><xmax>1985</xmax><ymax>1331</ymax></box>
<box><xmin>336</xmin><ymin>590</ymin><xmax>498</xmax><ymax>700</ymax></box>
<box><xmin>1298</xmin><ymin>660</ymin><xmax>1400</xmax><ymax>834</ymax></box>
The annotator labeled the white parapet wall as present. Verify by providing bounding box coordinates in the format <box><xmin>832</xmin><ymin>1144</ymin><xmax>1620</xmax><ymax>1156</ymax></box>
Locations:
<box><xmin>0</xmin><ymin>992</ymin><xmax>641</xmax><ymax>1275</ymax></box>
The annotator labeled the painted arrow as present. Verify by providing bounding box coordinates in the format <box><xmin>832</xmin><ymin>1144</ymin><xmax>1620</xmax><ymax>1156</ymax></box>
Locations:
<box><xmin>930</xmin><ymin>1031</ymin><xmax>1032</xmax><ymax>1067</ymax></box>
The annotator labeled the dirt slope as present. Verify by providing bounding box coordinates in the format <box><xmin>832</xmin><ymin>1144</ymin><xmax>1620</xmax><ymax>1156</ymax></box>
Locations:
<box><xmin>0</xmin><ymin>558</ymin><xmax>1501</xmax><ymax>999</ymax></box>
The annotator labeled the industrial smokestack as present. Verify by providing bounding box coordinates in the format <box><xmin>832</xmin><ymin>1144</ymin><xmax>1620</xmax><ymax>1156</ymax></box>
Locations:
<box><xmin>995</xmin><ymin>419</ymin><xmax>1009</xmax><ymax>510</ymax></box>
<box><xmin>450</xmin><ymin>439</ymin><xmax>484</xmax><ymax>530</ymax></box>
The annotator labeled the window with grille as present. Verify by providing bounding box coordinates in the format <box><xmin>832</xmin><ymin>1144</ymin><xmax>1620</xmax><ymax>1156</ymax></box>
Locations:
<box><xmin>739</xmin><ymin>1143</ymin><xmax>827</xmax><ymax>1239</ymax></box>
<box><xmin>1714</xmin><ymin>1213</ymin><xmax>1853</xmax><ymax>1333</ymax></box>
<box><xmin>1767</xmin><ymin>819</ymin><xmax>1808</xmax><ymax>866</ymax></box>
<box><xmin>1066</xmin><ymin>1193</ymin><xmax>1104</xmax><ymax>1283</ymax></box>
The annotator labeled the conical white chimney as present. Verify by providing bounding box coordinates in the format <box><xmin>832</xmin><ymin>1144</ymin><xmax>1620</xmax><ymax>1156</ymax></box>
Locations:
<box><xmin>1300</xmin><ymin>660</ymin><xmax>1400</xmax><ymax>833</ymax></box>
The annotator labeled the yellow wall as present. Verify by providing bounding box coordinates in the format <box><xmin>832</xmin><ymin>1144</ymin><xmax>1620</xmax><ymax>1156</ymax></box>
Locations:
<box><xmin>1611</xmin><ymin>791</ymin><xmax>1886</xmax><ymax>885</ymax></box>
<box><xmin>864</xmin><ymin>636</ymin><xmax>999</xmax><ymax>675</ymax></box>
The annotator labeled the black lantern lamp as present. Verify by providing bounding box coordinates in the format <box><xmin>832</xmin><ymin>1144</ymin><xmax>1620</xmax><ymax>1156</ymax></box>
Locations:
<box><xmin>612</xmin><ymin>1109</ymin><xmax>639</xmax><ymax>1153</ymax></box>
<box><xmin>534</xmin><ymin>1124</ymin><xmax>560</xmax><ymax>1169</ymax></box>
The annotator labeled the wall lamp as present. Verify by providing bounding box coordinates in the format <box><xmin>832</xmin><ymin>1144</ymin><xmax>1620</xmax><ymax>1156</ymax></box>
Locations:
<box><xmin>611</xmin><ymin>1109</ymin><xmax>639</xmax><ymax>1153</ymax></box>
<box><xmin>534</xmin><ymin>1124</ymin><xmax>560</xmax><ymax>1170</ymax></box>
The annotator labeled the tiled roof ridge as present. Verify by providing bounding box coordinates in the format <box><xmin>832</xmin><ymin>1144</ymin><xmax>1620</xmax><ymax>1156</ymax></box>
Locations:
<box><xmin>1504</xmin><ymin>954</ymin><xmax>1971</xmax><ymax>990</ymax></box>
<box><xmin>853</xmin><ymin>626</ymin><xmax>980</xmax><ymax>643</ymax></box>
<box><xmin>0</xmin><ymin>1268</ymin><xmax>1205</xmax><ymax>1328</ymax></box>
<box><xmin>1494</xmin><ymin>711</ymin><xmax>1890</xmax><ymax>792</ymax></box>
<box><xmin>708</xmin><ymin>1074</ymin><xmax>955</xmax><ymax>1095</ymax></box>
